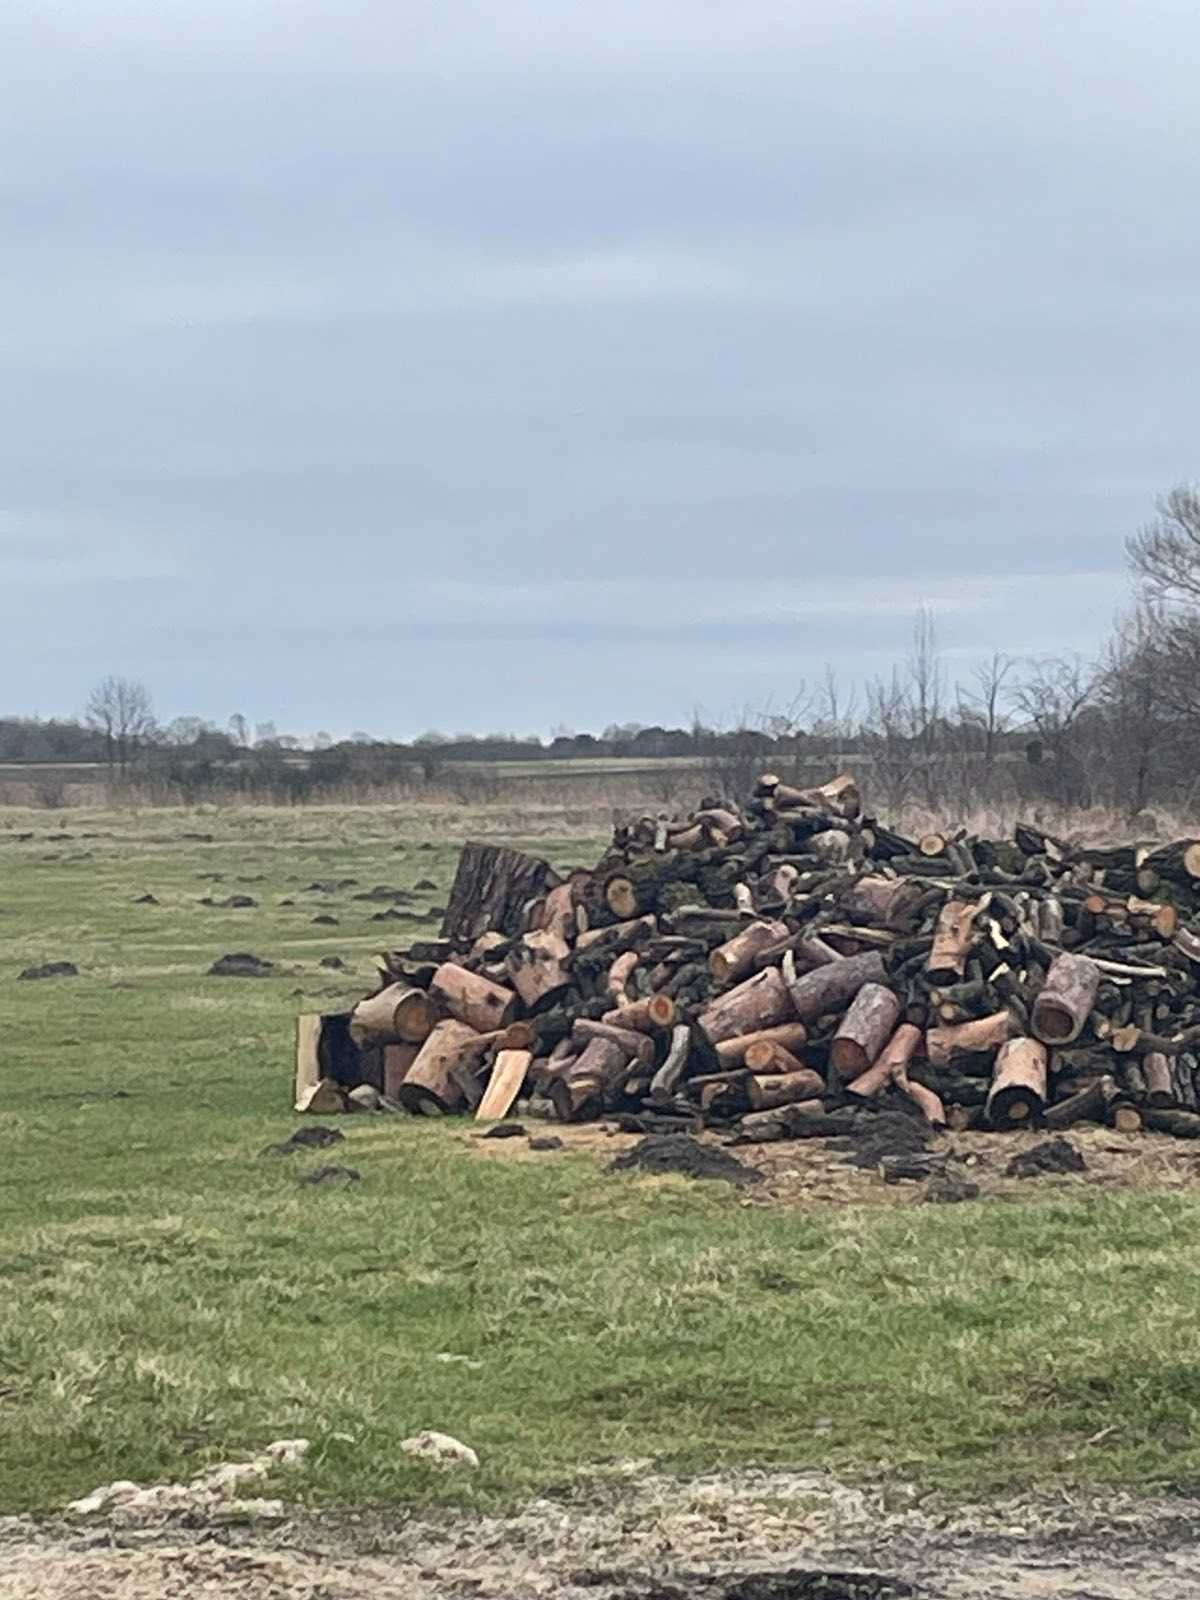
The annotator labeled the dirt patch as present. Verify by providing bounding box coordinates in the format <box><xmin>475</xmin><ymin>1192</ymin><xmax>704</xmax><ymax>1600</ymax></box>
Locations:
<box><xmin>207</xmin><ymin>953</ymin><xmax>274</xmax><ymax>978</ymax></box>
<box><xmin>609</xmin><ymin>1134</ymin><xmax>764</xmax><ymax>1186</ymax></box>
<box><xmin>298</xmin><ymin>1164</ymin><xmax>361</xmax><ymax>1187</ymax></box>
<box><xmin>1006</xmin><ymin>1137</ymin><xmax>1087</xmax><ymax>1178</ymax></box>
<box><xmin>18</xmin><ymin>961</ymin><xmax>78</xmax><ymax>981</ymax></box>
<box><xmin>260</xmin><ymin>1127</ymin><xmax>345</xmax><ymax>1156</ymax></box>
<box><xmin>838</xmin><ymin>1112</ymin><xmax>931</xmax><ymax>1171</ymax></box>
<box><xmin>4</xmin><ymin>1473</ymin><xmax>1200</xmax><ymax>1599</ymax></box>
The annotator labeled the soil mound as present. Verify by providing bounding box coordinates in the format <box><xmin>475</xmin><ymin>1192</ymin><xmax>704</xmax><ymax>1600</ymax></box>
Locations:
<box><xmin>609</xmin><ymin>1134</ymin><xmax>763</xmax><ymax>1186</ymax></box>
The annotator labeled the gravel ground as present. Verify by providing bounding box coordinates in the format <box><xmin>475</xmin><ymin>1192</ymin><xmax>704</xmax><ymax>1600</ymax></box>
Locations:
<box><xmin>3</xmin><ymin>1469</ymin><xmax>1199</xmax><ymax>1598</ymax></box>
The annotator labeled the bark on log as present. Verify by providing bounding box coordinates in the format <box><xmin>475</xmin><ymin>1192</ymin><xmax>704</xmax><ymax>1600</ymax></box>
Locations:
<box><xmin>714</xmin><ymin>1022</ymin><xmax>809</xmax><ymax>1066</ymax></box>
<box><xmin>575</xmin><ymin>915</ymin><xmax>656</xmax><ymax>951</ymax></box>
<box><xmin>476</xmin><ymin>1049</ymin><xmax>532</xmax><ymax>1121</ymax></box>
<box><xmin>1031</xmin><ymin>953</ymin><xmax>1101</xmax><ymax>1045</ymax></box>
<box><xmin>534</xmin><ymin>881</ymin><xmax>577</xmax><ymax>943</ymax></box>
<box><xmin>349</xmin><ymin>983</ymin><xmax>437</xmax><ymax>1046</ymax></box>
<box><xmin>927</xmin><ymin>896</ymin><xmax>990</xmax><ymax>984</ymax></box>
<box><xmin>830</xmin><ymin>983</ymin><xmax>903</xmax><ymax>1080</ymax></box>
<box><xmin>742</xmin><ymin>1040</ymin><xmax>807</xmax><ymax>1074</ymax></box>
<box><xmin>601</xmin><ymin>994</ymin><xmax>677</xmax><ymax>1032</ymax></box>
<box><xmin>397</xmin><ymin>1019</ymin><xmax>479</xmax><ymax>1114</ymax></box>
<box><xmin>550</xmin><ymin>1036</ymin><xmax>631</xmax><ymax>1121</ymax></box>
<box><xmin>1043</xmin><ymin>1073</ymin><xmax>1116</xmax><ymax>1131</ymax></box>
<box><xmin>747</xmin><ymin>1067</ymin><xmax>825</xmax><ymax>1110</ymax></box>
<box><xmin>926</xmin><ymin>1010</ymin><xmax>1012</xmax><ymax>1067</ymax></box>
<box><xmin>441</xmin><ymin>841</ymin><xmax>557</xmax><ymax>945</ymax></box>
<box><xmin>986</xmin><ymin>1037</ymin><xmax>1048</xmax><ymax>1128</ymax></box>
<box><xmin>430</xmin><ymin>962</ymin><xmax>519</xmax><ymax>1032</ymax></box>
<box><xmin>698</xmin><ymin>965</ymin><xmax>796</xmax><ymax>1044</ymax></box>
<box><xmin>894</xmin><ymin>1072</ymin><xmax>946</xmax><ymax>1127</ymax></box>
<box><xmin>383</xmin><ymin>1042</ymin><xmax>419</xmax><ymax>1098</ymax></box>
<box><xmin>648</xmin><ymin>1025</ymin><xmax>693</xmax><ymax>1102</ymax></box>
<box><xmin>733</xmin><ymin>1099</ymin><xmax>833</xmax><ymax>1141</ymax></box>
<box><xmin>708</xmin><ymin>919</ymin><xmax>790</xmax><ymax>985</ymax></box>
<box><xmin>783</xmin><ymin>950</ymin><xmax>887</xmax><ymax>1023</ymax></box>
<box><xmin>606</xmin><ymin>950</ymin><xmax>639</xmax><ymax>1003</ymax></box>
<box><xmin>505</xmin><ymin>930</ymin><xmax>571</xmax><ymax>1011</ymax></box>
<box><xmin>1143</xmin><ymin>1051</ymin><xmax>1175</xmax><ymax>1108</ymax></box>
<box><xmin>840</xmin><ymin>876</ymin><xmax>925</xmax><ymax>929</ymax></box>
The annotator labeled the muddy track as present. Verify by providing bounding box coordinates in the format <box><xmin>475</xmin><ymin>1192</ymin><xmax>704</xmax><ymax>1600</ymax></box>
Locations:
<box><xmin>3</xmin><ymin>1470</ymin><xmax>1199</xmax><ymax>1598</ymax></box>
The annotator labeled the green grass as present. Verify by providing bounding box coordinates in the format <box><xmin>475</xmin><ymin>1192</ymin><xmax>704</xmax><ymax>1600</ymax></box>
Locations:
<box><xmin>4</xmin><ymin>804</ymin><xmax>1200</xmax><ymax>1516</ymax></box>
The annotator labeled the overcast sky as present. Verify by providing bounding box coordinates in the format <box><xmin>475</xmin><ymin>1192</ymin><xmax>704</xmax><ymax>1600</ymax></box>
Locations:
<box><xmin>3</xmin><ymin>0</ymin><xmax>1198</xmax><ymax>739</ymax></box>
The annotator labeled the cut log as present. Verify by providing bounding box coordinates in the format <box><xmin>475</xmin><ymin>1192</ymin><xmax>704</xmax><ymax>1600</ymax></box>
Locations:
<box><xmin>927</xmin><ymin>895</ymin><xmax>990</xmax><ymax>984</ymax></box>
<box><xmin>505</xmin><ymin>929</ymin><xmax>571</xmax><ymax>1010</ymax></box>
<box><xmin>746</xmin><ymin>1067</ymin><xmax>825</xmax><ymax>1110</ymax></box>
<box><xmin>714</xmin><ymin>1022</ymin><xmax>809</xmax><ymax>1066</ymax></box>
<box><xmin>844</xmin><ymin>1022</ymin><xmax>922</xmax><ymax>1098</ymax></box>
<box><xmin>648</xmin><ymin>1024</ymin><xmax>692</xmax><ymax>1102</ymax></box>
<box><xmin>535</xmin><ymin>881</ymin><xmax>577</xmax><ymax>943</ymax></box>
<box><xmin>601</xmin><ymin>994</ymin><xmax>677</xmax><ymax>1032</ymax></box>
<box><xmin>708</xmin><ymin>919</ymin><xmax>790</xmax><ymax>985</ymax></box>
<box><xmin>809</xmin><ymin>829</ymin><xmax>852</xmax><ymax>865</ymax></box>
<box><xmin>397</xmin><ymin>1019</ymin><xmax>479</xmax><ymax>1114</ymax></box>
<box><xmin>840</xmin><ymin>876</ymin><xmax>925</xmax><ymax>929</ymax></box>
<box><xmin>575</xmin><ymin>915</ymin><xmax>656</xmax><ymax>951</ymax></box>
<box><xmin>893</xmin><ymin>1072</ymin><xmax>946</xmax><ymax>1127</ymax></box>
<box><xmin>698</xmin><ymin>965</ymin><xmax>796</xmax><ymax>1044</ymax></box>
<box><xmin>348</xmin><ymin>983</ymin><xmax>437</xmax><ymax>1047</ymax></box>
<box><xmin>1043</xmin><ymin>1073</ymin><xmax>1116</xmax><ymax>1131</ymax></box>
<box><xmin>1142</xmin><ymin>1051</ymin><xmax>1175</xmax><ymax>1108</ymax></box>
<box><xmin>294</xmin><ymin>1013</ymin><xmax>323</xmax><ymax>1109</ymax></box>
<box><xmin>1144</xmin><ymin>839</ymin><xmax>1200</xmax><ymax>884</ymax></box>
<box><xmin>986</xmin><ymin>1037</ymin><xmax>1048</xmax><ymax>1128</ymax></box>
<box><xmin>734</xmin><ymin>1099</ymin><xmax>832</xmax><ymax>1141</ymax></box>
<box><xmin>742</xmin><ymin>1040</ymin><xmax>807</xmax><ymax>1074</ymax></box>
<box><xmin>549</xmin><ymin>1036</ymin><xmax>630</xmax><ymax>1121</ymax></box>
<box><xmin>429</xmin><ymin>962</ymin><xmax>518</xmax><ymax>1032</ymax></box>
<box><xmin>773</xmin><ymin>773</ymin><xmax>861</xmax><ymax>819</ymax></box>
<box><xmin>607</xmin><ymin>950</ymin><xmax>640</xmax><ymax>1003</ymax></box>
<box><xmin>571</xmin><ymin>1017</ymin><xmax>655</xmax><ymax>1066</ymax></box>
<box><xmin>918</xmin><ymin>831</ymin><xmax>948</xmax><ymax>857</ymax></box>
<box><xmin>782</xmin><ymin>950</ymin><xmax>887</xmax><ymax>1023</ymax></box>
<box><xmin>441</xmin><ymin>841</ymin><xmax>557</xmax><ymax>945</ymax></box>
<box><xmin>383</xmin><ymin>1042</ymin><xmax>419</xmax><ymax>1098</ymax></box>
<box><xmin>295</xmin><ymin>1077</ymin><xmax>345</xmax><ymax>1114</ymax></box>
<box><xmin>1031</xmin><ymin>953</ymin><xmax>1101</xmax><ymax>1045</ymax></box>
<box><xmin>926</xmin><ymin>1010</ymin><xmax>1012</xmax><ymax>1067</ymax></box>
<box><xmin>830</xmin><ymin>983</ymin><xmax>902</xmax><ymax>1080</ymax></box>
<box><xmin>476</xmin><ymin>1049</ymin><xmax>532</xmax><ymax>1121</ymax></box>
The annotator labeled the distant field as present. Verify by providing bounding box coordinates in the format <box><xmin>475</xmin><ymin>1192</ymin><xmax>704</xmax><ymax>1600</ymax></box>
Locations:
<box><xmin>6</xmin><ymin>802</ymin><xmax>1200</xmax><ymax>1519</ymax></box>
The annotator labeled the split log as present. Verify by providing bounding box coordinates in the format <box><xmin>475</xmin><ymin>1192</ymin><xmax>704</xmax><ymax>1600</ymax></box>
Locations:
<box><xmin>782</xmin><ymin>950</ymin><xmax>887</xmax><ymax>1023</ymax></box>
<box><xmin>844</xmin><ymin>1022</ymin><xmax>921</xmax><ymax>1098</ymax></box>
<box><xmin>505</xmin><ymin>930</ymin><xmax>571</xmax><ymax>1011</ymax></box>
<box><xmin>698</xmin><ymin>965</ymin><xmax>796</xmax><ymax>1044</ymax></box>
<box><xmin>747</xmin><ymin>1067</ymin><xmax>825</xmax><ymax>1110</ymax></box>
<box><xmin>927</xmin><ymin>895</ymin><xmax>990</xmax><ymax>984</ymax></box>
<box><xmin>708</xmin><ymin>919</ymin><xmax>790</xmax><ymax>985</ymax></box>
<box><xmin>571</xmin><ymin>1017</ymin><xmax>655</xmax><ymax>1066</ymax></box>
<box><xmin>441</xmin><ymin>841</ymin><xmax>557</xmax><ymax>945</ymax></box>
<box><xmin>349</xmin><ymin>983</ymin><xmax>437</xmax><ymax>1046</ymax></box>
<box><xmin>294</xmin><ymin>1013</ymin><xmax>323</xmax><ymax>1109</ymax></box>
<box><xmin>1031</xmin><ymin>953</ymin><xmax>1101</xmax><ymax>1045</ymax></box>
<box><xmin>714</xmin><ymin>1022</ymin><xmax>809</xmax><ymax>1066</ymax></box>
<box><xmin>383</xmin><ymin>1042</ymin><xmax>419</xmax><ymax>1098</ymax></box>
<box><xmin>296</xmin><ymin>1077</ymin><xmax>345</xmax><ymax>1114</ymax></box>
<box><xmin>986</xmin><ymin>1037</ymin><xmax>1048</xmax><ymax>1128</ymax></box>
<box><xmin>535</xmin><ymin>881</ymin><xmax>578</xmax><ymax>943</ymax></box>
<box><xmin>476</xmin><ymin>1049</ymin><xmax>532</xmax><ymax>1121</ymax></box>
<box><xmin>429</xmin><ymin>962</ymin><xmax>518</xmax><ymax>1032</ymax></box>
<box><xmin>830</xmin><ymin>983</ymin><xmax>902</xmax><ymax>1080</ymax></box>
<box><xmin>926</xmin><ymin>1010</ymin><xmax>1012</xmax><ymax>1067</ymax></box>
<box><xmin>397</xmin><ymin>1019</ymin><xmax>479</xmax><ymax>1114</ymax></box>
<box><xmin>648</xmin><ymin>1025</ymin><xmax>693</xmax><ymax>1102</ymax></box>
<box><xmin>742</xmin><ymin>1040</ymin><xmax>807</xmax><ymax>1074</ymax></box>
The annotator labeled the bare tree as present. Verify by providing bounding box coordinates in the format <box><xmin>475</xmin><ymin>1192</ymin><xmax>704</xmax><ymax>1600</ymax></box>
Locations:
<box><xmin>906</xmin><ymin>605</ymin><xmax>945</xmax><ymax>806</ymax></box>
<box><xmin>1127</xmin><ymin>484</ymin><xmax>1200</xmax><ymax>605</ymax></box>
<box><xmin>84</xmin><ymin>676</ymin><xmax>154</xmax><ymax>774</ymax></box>
<box><xmin>1011</xmin><ymin>654</ymin><xmax>1096</xmax><ymax>807</ymax></box>
<box><xmin>228</xmin><ymin>713</ymin><xmax>250</xmax><ymax>748</ymax></box>
<box><xmin>957</xmin><ymin>651</ymin><xmax>1014</xmax><ymax>767</ymax></box>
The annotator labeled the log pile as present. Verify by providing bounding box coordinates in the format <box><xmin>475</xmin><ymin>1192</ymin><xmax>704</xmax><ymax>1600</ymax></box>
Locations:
<box><xmin>294</xmin><ymin>775</ymin><xmax>1200</xmax><ymax>1144</ymax></box>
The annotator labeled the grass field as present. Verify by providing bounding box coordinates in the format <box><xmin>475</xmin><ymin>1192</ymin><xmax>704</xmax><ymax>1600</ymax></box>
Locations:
<box><xmin>5</xmin><ymin>802</ymin><xmax>1200</xmax><ymax>1519</ymax></box>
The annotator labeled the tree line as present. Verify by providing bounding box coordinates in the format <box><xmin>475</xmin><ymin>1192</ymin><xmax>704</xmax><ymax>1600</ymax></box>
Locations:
<box><xmin>7</xmin><ymin>484</ymin><xmax>1200</xmax><ymax>815</ymax></box>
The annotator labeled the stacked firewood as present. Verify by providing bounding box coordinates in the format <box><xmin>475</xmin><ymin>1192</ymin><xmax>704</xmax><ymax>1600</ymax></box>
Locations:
<box><xmin>294</xmin><ymin>774</ymin><xmax>1200</xmax><ymax>1142</ymax></box>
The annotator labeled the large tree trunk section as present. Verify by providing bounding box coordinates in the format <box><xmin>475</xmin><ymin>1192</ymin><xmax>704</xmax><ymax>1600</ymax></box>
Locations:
<box><xmin>698</xmin><ymin>965</ymin><xmax>796</xmax><ymax>1044</ymax></box>
<box><xmin>505</xmin><ymin>930</ymin><xmax>571</xmax><ymax>1011</ymax></box>
<box><xmin>830</xmin><ymin>983</ymin><xmax>902</xmax><ymax>1080</ymax></box>
<box><xmin>349</xmin><ymin>983</ymin><xmax>437</xmax><ymax>1047</ymax></box>
<box><xmin>1144</xmin><ymin>839</ymin><xmax>1200</xmax><ymax>885</ymax></box>
<box><xmin>844</xmin><ymin>1022</ymin><xmax>921</xmax><ymax>1099</ymax></box>
<box><xmin>1031</xmin><ymin>953</ymin><xmax>1101</xmax><ymax>1045</ymax></box>
<box><xmin>986</xmin><ymin>1037</ymin><xmax>1048</xmax><ymax>1128</ymax></box>
<box><xmin>840</xmin><ymin>876</ymin><xmax>925</xmax><ymax>929</ymax></box>
<box><xmin>783</xmin><ymin>950</ymin><xmax>887</xmax><ymax>1023</ymax></box>
<box><xmin>476</xmin><ymin>1049</ymin><xmax>532</xmax><ymax>1121</ymax></box>
<box><xmin>714</xmin><ymin>1022</ymin><xmax>809</xmax><ymax>1067</ymax></box>
<box><xmin>549</xmin><ymin>1037</ymin><xmax>630</xmax><ymax>1121</ymax></box>
<box><xmin>927</xmin><ymin>896</ymin><xmax>990</xmax><ymax>984</ymax></box>
<box><xmin>441</xmin><ymin>842</ymin><xmax>557</xmax><ymax>946</ymax></box>
<box><xmin>602</xmin><ymin>995</ymin><xmax>678</xmax><ymax>1033</ymax></box>
<box><xmin>926</xmin><ymin>1010</ymin><xmax>1012</xmax><ymax>1067</ymax></box>
<box><xmin>430</xmin><ymin>962</ymin><xmax>518</xmax><ymax>1032</ymax></box>
<box><xmin>708</xmin><ymin>920</ymin><xmax>790</xmax><ymax>985</ymax></box>
<box><xmin>747</xmin><ymin>1067</ymin><xmax>825</xmax><ymax>1110</ymax></box>
<box><xmin>396</xmin><ymin>1019</ymin><xmax>479</xmax><ymax>1114</ymax></box>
